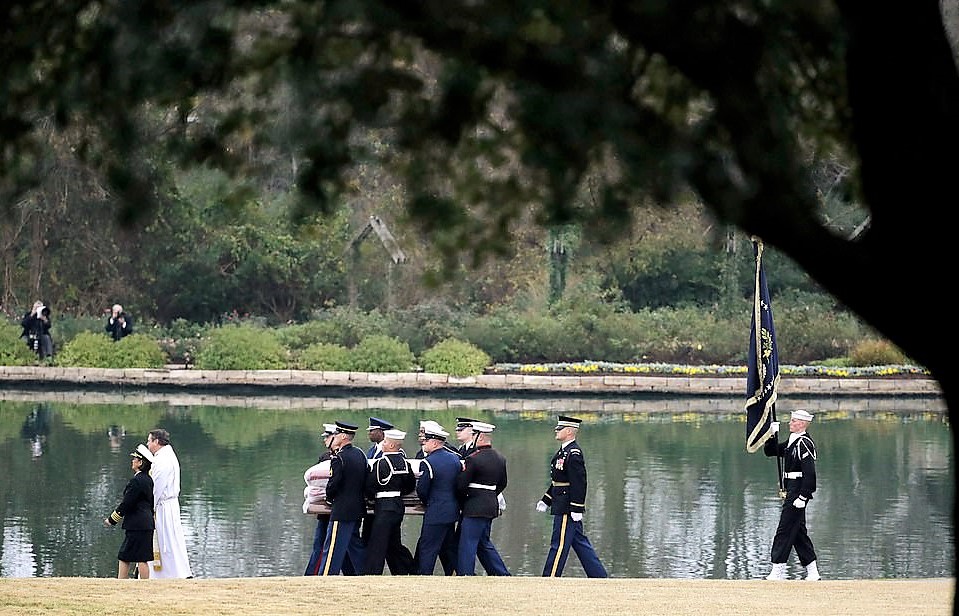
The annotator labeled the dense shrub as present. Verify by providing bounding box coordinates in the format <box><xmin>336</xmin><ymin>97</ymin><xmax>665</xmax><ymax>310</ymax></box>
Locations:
<box><xmin>194</xmin><ymin>325</ymin><xmax>287</xmax><ymax>370</ymax></box>
<box><xmin>111</xmin><ymin>334</ymin><xmax>167</xmax><ymax>368</ymax></box>
<box><xmin>420</xmin><ymin>338</ymin><xmax>491</xmax><ymax>376</ymax></box>
<box><xmin>154</xmin><ymin>318</ymin><xmax>208</xmax><ymax>365</ymax></box>
<box><xmin>55</xmin><ymin>332</ymin><xmax>114</xmax><ymax>367</ymax></box>
<box><xmin>0</xmin><ymin>321</ymin><xmax>41</xmax><ymax>365</ymax></box>
<box><xmin>348</xmin><ymin>335</ymin><xmax>415</xmax><ymax>372</ymax></box>
<box><xmin>848</xmin><ymin>339</ymin><xmax>908</xmax><ymax>367</ymax></box>
<box><xmin>386</xmin><ymin>304</ymin><xmax>466</xmax><ymax>356</ymax></box>
<box><xmin>298</xmin><ymin>343</ymin><xmax>352</xmax><ymax>371</ymax></box>
<box><xmin>54</xmin><ymin>315</ymin><xmax>106</xmax><ymax>348</ymax></box>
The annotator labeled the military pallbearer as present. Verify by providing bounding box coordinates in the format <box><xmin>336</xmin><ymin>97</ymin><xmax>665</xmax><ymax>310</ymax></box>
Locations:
<box><xmin>536</xmin><ymin>415</ymin><xmax>608</xmax><ymax>578</ymax></box>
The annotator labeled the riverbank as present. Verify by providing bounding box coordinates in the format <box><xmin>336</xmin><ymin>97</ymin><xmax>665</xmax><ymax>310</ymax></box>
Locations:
<box><xmin>0</xmin><ymin>576</ymin><xmax>951</xmax><ymax>615</ymax></box>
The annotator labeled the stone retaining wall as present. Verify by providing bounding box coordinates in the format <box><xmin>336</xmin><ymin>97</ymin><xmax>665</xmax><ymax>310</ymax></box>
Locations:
<box><xmin>0</xmin><ymin>365</ymin><xmax>942</xmax><ymax>396</ymax></box>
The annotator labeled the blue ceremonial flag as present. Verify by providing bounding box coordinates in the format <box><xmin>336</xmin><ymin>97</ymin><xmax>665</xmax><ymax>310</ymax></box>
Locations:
<box><xmin>745</xmin><ymin>239</ymin><xmax>780</xmax><ymax>453</ymax></box>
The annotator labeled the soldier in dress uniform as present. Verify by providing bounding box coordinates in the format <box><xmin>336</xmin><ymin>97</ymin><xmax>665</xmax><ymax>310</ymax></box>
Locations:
<box><xmin>304</xmin><ymin>423</ymin><xmax>344</xmax><ymax>576</ymax></box>
<box><xmin>363</xmin><ymin>429</ymin><xmax>416</xmax><ymax>574</ymax></box>
<box><xmin>366</xmin><ymin>417</ymin><xmax>393</xmax><ymax>459</ymax></box>
<box><xmin>536</xmin><ymin>415</ymin><xmax>608</xmax><ymax>578</ymax></box>
<box><xmin>414</xmin><ymin>421</ymin><xmax>461</xmax><ymax>575</ymax></box>
<box><xmin>764</xmin><ymin>409</ymin><xmax>820</xmax><ymax>581</ymax></box>
<box><xmin>316</xmin><ymin>421</ymin><xmax>367</xmax><ymax>575</ymax></box>
<box><xmin>454</xmin><ymin>417</ymin><xmax>479</xmax><ymax>459</ymax></box>
<box><xmin>455</xmin><ymin>421</ymin><xmax>510</xmax><ymax>576</ymax></box>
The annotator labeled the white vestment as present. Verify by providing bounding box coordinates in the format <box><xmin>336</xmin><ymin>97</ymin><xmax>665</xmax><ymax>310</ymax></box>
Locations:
<box><xmin>150</xmin><ymin>444</ymin><xmax>193</xmax><ymax>578</ymax></box>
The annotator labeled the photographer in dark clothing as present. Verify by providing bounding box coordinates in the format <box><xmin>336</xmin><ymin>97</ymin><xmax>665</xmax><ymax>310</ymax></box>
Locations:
<box><xmin>21</xmin><ymin>300</ymin><xmax>53</xmax><ymax>359</ymax></box>
<box><xmin>105</xmin><ymin>303</ymin><xmax>133</xmax><ymax>341</ymax></box>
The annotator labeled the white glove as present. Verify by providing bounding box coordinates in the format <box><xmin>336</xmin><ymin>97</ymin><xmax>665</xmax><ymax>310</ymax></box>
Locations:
<box><xmin>770</xmin><ymin>421</ymin><xmax>780</xmax><ymax>434</ymax></box>
<box><xmin>497</xmin><ymin>493</ymin><xmax>507</xmax><ymax>513</ymax></box>
<box><xmin>793</xmin><ymin>497</ymin><xmax>807</xmax><ymax>509</ymax></box>
<box><xmin>535</xmin><ymin>500</ymin><xmax>548</xmax><ymax>513</ymax></box>
<box><xmin>570</xmin><ymin>512</ymin><xmax>583</xmax><ymax>522</ymax></box>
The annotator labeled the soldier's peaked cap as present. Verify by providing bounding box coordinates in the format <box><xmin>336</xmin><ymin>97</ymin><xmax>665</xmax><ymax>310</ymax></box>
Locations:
<box><xmin>471</xmin><ymin>421</ymin><xmax>495</xmax><ymax>434</ymax></box>
<box><xmin>321</xmin><ymin>423</ymin><xmax>337</xmax><ymax>437</ymax></box>
<box><xmin>334</xmin><ymin>421</ymin><xmax>358</xmax><ymax>435</ymax></box>
<box><xmin>556</xmin><ymin>415</ymin><xmax>582</xmax><ymax>429</ymax></box>
<box><xmin>368</xmin><ymin>417</ymin><xmax>393</xmax><ymax>431</ymax></box>
<box><xmin>422</xmin><ymin>421</ymin><xmax>449</xmax><ymax>440</ymax></box>
<box><xmin>455</xmin><ymin>417</ymin><xmax>478</xmax><ymax>428</ymax></box>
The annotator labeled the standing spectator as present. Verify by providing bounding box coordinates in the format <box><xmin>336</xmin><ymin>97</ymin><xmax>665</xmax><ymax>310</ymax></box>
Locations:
<box><xmin>414</xmin><ymin>421</ymin><xmax>461</xmax><ymax>575</ymax></box>
<box><xmin>317</xmin><ymin>421</ymin><xmax>367</xmax><ymax>575</ymax></box>
<box><xmin>536</xmin><ymin>415</ymin><xmax>608</xmax><ymax>578</ymax></box>
<box><xmin>764</xmin><ymin>409</ymin><xmax>820</xmax><ymax>581</ymax></box>
<box><xmin>455</xmin><ymin>421</ymin><xmax>510</xmax><ymax>576</ymax></box>
<box><xmin>21</xmin><ymin>300</ymin><xmax>53</xmax><ymax>360</ymax></box>
<box><xmin>105</xmin><ymin>303</ymin><xmax>133</xmax><ymax>341</ymax></box>
<box><xmin>104</xmin><ymin>444</ymin><xmax>155</xmax><ymax>579</ymax></box>
<box><xmin>363</xmin><ymin>429</ymin><xmax>416</xmax><ymax>575</ymax></box>
<box><xmin>146</xmin><ymin>428</ymin><xmax>193</xmax><ymax>579</ymax></box>
<box><xmin>304</xmin><ymin>423</ymin><xmax>338</xmax><ymax>576</ymax></box>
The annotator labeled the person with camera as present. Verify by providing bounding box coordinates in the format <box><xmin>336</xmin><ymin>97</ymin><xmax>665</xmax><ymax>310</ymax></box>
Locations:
<box><xmin>21</xmin><ymin>300</ymin><xmax>53</xmax><ymax>360</ymax></box>
<box><xmin>105</xmin><ymin>303</ymin><xmax>133</xmax><ymax>341</ymax></box>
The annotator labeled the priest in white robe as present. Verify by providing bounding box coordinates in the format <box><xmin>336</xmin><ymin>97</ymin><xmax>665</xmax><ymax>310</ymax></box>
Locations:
<box><xmin>147</xmin><ymin>428</ymin><xmax>194</xmax><ymax>578</ymax></box>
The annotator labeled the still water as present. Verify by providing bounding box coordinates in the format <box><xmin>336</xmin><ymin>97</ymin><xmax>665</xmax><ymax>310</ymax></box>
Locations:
<box><xmin>0</xmin><ymin>399</ymin><xmax>951</xmax><ymax>579</ymax></box>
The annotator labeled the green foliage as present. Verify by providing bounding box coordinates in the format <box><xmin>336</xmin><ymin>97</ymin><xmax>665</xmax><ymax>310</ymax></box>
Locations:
<box><xmin>194</xmin><ymin>325</ymin><xmax>288</xmax><ymax>370</ymax></box>
<box><xmin>0</xmin><ymin>321</ymin><xmax>40</xmax><ymax>366</ymax></box>
<box><xmin>347</xmin><ymin>335</ymin><xmax>415</xmax><ymax>372</ymax></box>
<box><xmin>56</xmin><ymin>333</ymin><xmax>166</xmax><ymax>369</ymax></box>
<box><xmin>297</xmin><ymin>343</ymin><xmax>352</xmax><ymax>371</ymax></box>
<box><xmin>284</xmin><ymin>307</ymin><xmax>390</xmax><ymax>349</ymax></box>
<box><xmin>111</xmin><ymin>334</ymin><xmax>167</xmax><ymax>368</ymax></box>
<box><xmin>848</xmin><ymin>339</ymin><xmax>908</xmax><ymax>367</ymax></box>
<box><xmin>55</xmin><ymin>332</ymin><xmax>115</xmax><ymax>367</ymax></box>
<box><xmin>385</xmin><ymin>303</ymin><xmax>466</xmax><ymax>356</ymax></box>
<box><xmin>420</xmin><ymin>338</ymin><xmax>491</xmax><ymax>376</ymax></box>
<box><xmin>54</xmin><ymin>315</ymin><xmax>106</xmax><ymax>347</ymax></box>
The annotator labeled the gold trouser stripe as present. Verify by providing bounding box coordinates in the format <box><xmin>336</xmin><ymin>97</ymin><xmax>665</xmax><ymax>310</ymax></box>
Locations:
<box><xmin>321</xmin><ymin>521</ymin><xmax>339</xmax><ymax>576</ymax></box>
<box><xmin>547</xmin><ymin>515</ymin><xmax>569</xmax><ymax>577</ymax></box>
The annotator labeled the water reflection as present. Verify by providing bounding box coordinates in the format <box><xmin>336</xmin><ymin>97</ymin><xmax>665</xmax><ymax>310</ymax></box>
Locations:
<box><xmin>0</xmin><ymin>400</ymin><xmax>951</xmax><ymax>579</ymax></box>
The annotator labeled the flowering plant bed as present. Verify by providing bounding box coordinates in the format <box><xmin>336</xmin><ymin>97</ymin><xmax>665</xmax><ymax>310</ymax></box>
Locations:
<box><xmin>488</xmin><ymin>362</ymin><xmax>931</xmax><ymax>378</ymax></box>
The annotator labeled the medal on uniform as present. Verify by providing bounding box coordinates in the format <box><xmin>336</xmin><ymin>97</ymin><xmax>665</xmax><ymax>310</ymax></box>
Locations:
<box><xmin>556</xmin><ymin>458</ymin><xmax>564</xmax><ymax>470</ymax></box>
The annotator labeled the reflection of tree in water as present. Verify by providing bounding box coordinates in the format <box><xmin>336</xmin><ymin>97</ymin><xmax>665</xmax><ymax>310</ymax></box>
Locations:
<box><xmin>21</xmin><ymin>404</ymin><xmax>52</xmax><ymax>458</ymax></box>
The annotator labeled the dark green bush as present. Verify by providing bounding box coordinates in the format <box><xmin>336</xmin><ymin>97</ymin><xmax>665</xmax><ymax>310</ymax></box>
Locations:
<box><xmin>348</xmin><ymin>335</ymin><xmax>415</xmax><ymax>372</ymax></box>
<box><xmin>298</xmin><ymin>343</ymin><xmax>352</xmax><ymax>371</ymax></box>
<box><xmin>194</xmin><ymin>325</ymin><xmax>288</xmax><ymax>370</ymax></box>
<box><xmin>420</xmin><ymin>338</ymin><xmax>491</xmax><ymax>376</ymax></box>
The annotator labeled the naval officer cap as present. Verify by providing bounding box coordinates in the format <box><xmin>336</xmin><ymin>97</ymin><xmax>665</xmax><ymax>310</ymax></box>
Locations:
<box><xmin>131</xmin><ymin>443</ymin><xmax>155</xmax><ymax>464</ymax></box>
<box><xmin>790</xmin><ymin>409</ymin><xmax>814</xmax><ymax>422</ymax></box>
<box><xmin>455</xmin><ymin>417</ymin><xmax>478</xmax><ymax>430</ymax></box>
<box><xmin>321</xmin><ymin>423</ymin><xmax>337</xmax><ymax>437</ymax></box>
<box><xmin>383</xmin><ymin>429</ymin><xmax>407</xmax><ymax>440</ymax></box>
<box><xmin>421</xmin><ymin>421</ymin><xmax>449</xmax><ymax>441</ymax></box>
<box><xmin>334</xmin><ymin>421</ymin><xmax>359</xmax><ymax>435</ymax></box>
<box><xmin>368</xmin><ymin>417</ymin><xmax>394</xmax><ymax>431</ymax></box>
<box><xmin>555</xmin><ymin>415</ymin><xmax>582</xmax><ymax>430</ymax></box>
<box><xmin>471</xmin><ymin>421</ymin><xmax>495</xmax><ymax>434</ymax></box>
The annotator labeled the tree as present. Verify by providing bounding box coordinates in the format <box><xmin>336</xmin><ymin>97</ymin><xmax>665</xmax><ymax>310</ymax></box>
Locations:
<box><xmin>2</xmin><ymin>0</ymin><xmax>957</xmax><ymax>592</ymax></box>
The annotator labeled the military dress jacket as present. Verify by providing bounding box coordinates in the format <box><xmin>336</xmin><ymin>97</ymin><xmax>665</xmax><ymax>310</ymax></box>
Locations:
<box><xmin>326</xmin><ymin>443</ymin><xmax>368</xmax><ymax>521</ymax></box>
<box><xmin>366</xmin><ymin>451</ymin><xmax>415</xmax><ymax>514</ymax></box>
<box><xmin>764</xmin><ymin>431</ymin><xmax>817</xmax><ymax>501</ymax></box>
<box><xmin>456</xmin><ymin>445</ymin><xmax>507</xmax><ymax>519</ymax></box>
<box><xmin>416</xmin><ymin>446</ymin><xmax>462</xmax><ymax>525</ymax></box>
<box><xmin>540</xmin><ymin>439</ymin><xmax>588</xmax><ymax>516</ymax></box>
<box><xmin>109</xmin><ymin>471</ymin><xmax>155</xmax><ymax>531</ymax></box>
